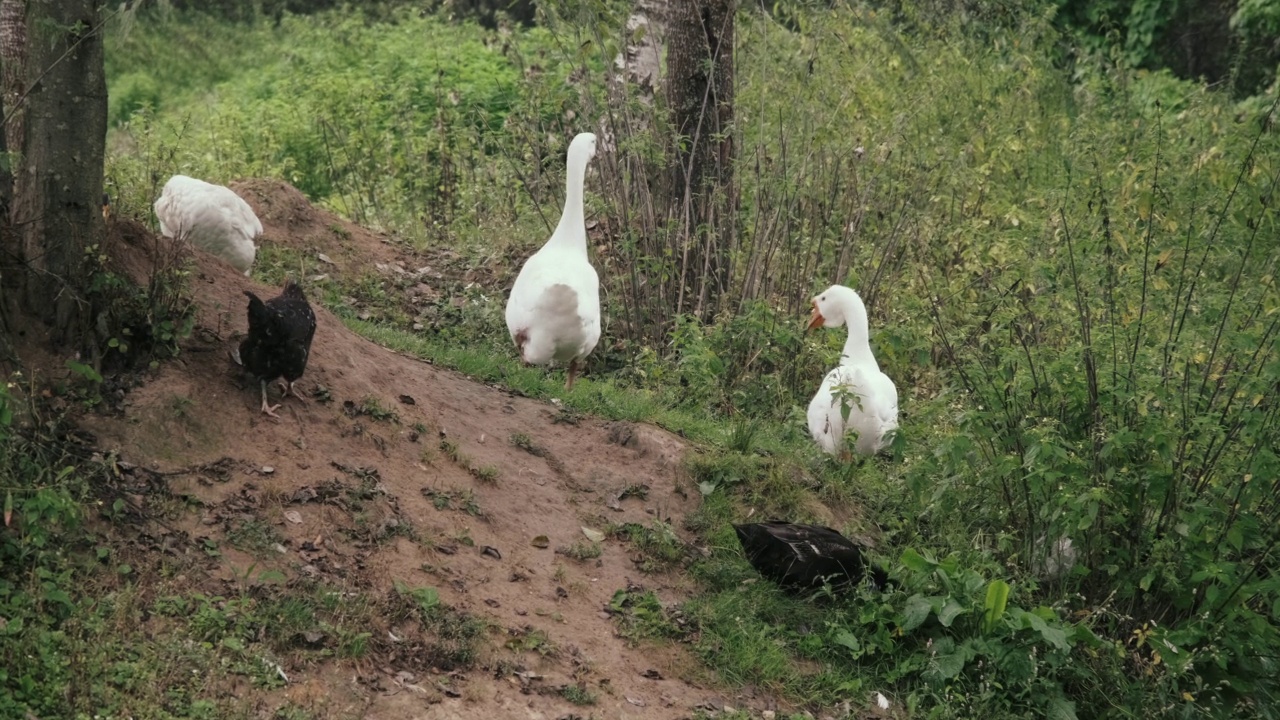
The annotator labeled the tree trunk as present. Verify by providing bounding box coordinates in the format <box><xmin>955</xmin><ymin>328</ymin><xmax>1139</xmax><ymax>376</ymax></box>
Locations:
<box><xmin>615</xmin><ymin>0</ymin><xmax>666</xmax><ymax>94</ymax></box>
<box><xmin>10</xmin><ymin>0</ymin><xmax>107</xmax><ymax>348</ymax></box>
<box><xmin>667</xmin><ymin>0</ymin><xmax>736</xmax><ymax>320</ymax></box>
<box><xmin>0</xmin><ymin>0</ymin><xmax>26</xmax><ymax>215</ymax></box>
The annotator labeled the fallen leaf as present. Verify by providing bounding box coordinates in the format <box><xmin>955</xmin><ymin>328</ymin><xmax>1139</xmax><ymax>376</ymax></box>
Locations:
<box><xmin>284</xmin><ymin>510</ymin><xmax>303</xmax><ymax>524</ymax></box>
<box><xmin>398</xmin><ymin>394</ymin><xmax>416</xmax><ymax>405</ymax></box>
<box><xmin>531</xmin><ymin>535</ymin><xmax>550</xmax><ymax>548</ymax></box>
<box><xmin>481</xmin><ymin>546</ymin><xmax>502</xmax><ymax>560</ymax></box>
<box><xmin>581</xmin><ymin>526</ymin><xmax>605</xmax><ymax>543</ymax></box>
<box><xmin>626</xmin><ymin>696</ymin><xmax>647</xmax><ymax>707</ymax></box>
<box><xmin>317</xmin><ymin>253</ymin><xmax>334</xmax><ymax>264</ymax></box>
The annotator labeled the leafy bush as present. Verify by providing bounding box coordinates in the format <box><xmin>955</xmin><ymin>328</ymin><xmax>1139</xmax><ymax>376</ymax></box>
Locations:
<box><xmin>101</xmin><ymin>2</ymin><xmax>1280</xmax><ymax>715</ymax></box>
<box><xmin>908</xmin><ymin>86</ymin><xmax>1280</xmax><ymax>710</ymax></box>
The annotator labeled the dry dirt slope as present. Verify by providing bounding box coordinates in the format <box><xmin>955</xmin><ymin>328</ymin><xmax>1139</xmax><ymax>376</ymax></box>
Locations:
<box><xmin>80</xmin><ymin>183</ymin><xmax>790</xmax><ymax>720</ymax></box>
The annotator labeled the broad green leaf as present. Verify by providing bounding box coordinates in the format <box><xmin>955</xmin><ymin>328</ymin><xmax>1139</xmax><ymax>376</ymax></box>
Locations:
<box><xmin>900</xmin><ymin>548</ymin><xmax>937</xmax><ymax>573</ymax></box>
<box><xmin>932</xmin><ymin>647</ymin><xmax>968</xmax><ymax>679</ymax></box>
<box><xmin>65</xmin><ymin>359</ymin><xmax>103</xmax><ymax>383</ymax></box>
<box><xmin>1023</xmin><ymin>612</ymin><xmax>1070</xmax><ymax>651</ymax></box>
<box><xmin>1139</xmin><ymin>570</ymin><xmax>1156</xmax><ymax>591</ymax></box>
<box><xmin>900</xmin><ymin>594</ymin><xmax>933</xmax><ymax>631</ymax></box>
<box><xmin>1047</xmin><ymin>697</ymin><xmax>1078</xmax><ymax>720</ymax></box>
<box><xmin>1226</xmin><ymin>524</ymin><xmax>1244</xmax><ymax>551</ymax></box>
<box><xmin>937</xmin><ymin>598</ymin><xmax>967</xmax><ymax>627</ymax></box>
<box><xmin>832</xmin><ymin>630</ymin><xmax>861</xmax><ymax>654</ymax></box>
<box><xmin>982</xmin><ymin>579</ymin><xmax>1010</xmax><ymax>633</ymax></box>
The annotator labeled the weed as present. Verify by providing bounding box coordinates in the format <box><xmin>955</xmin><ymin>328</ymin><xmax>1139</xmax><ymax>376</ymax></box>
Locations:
<box><xmin>439</xmin><ymin>439</ymin><xmax>464</xmax><ymax>464</ymax></box>
<box><xmin>510</xmin><ymin>432</ymin><xmax>546</xmax><ymax>456</ymax></box>
<box><xmin>556</xmin><ymin>540</ymin><xmax>602</xmax><ymax>562</ymax></box>
<box><xmin>504</xmin><ymin>625</ymin><xmax>557</xmax><ymax>657</ymax></box>
<box><xmin>685</xmin><ymin>449</ymin><xmax>767</xmax><ymax>496</ymax></box>
<box><xmin>608</xmin><ymin>587</ymin><xmax>685</xmax><ymax>645</ymax></box>
<box><xmin>472</xmin><ymin>465</ymin><xmax>500</xmax><ymax>484</ymax></box>
<box><xmin>552</xmin><ymin>406</ymin><xmax>583</xmax><ymax>426</ymax></box>
<box><xmin>347</xmin><ymin>396</ymin><xmax>398</xmax><ymax>422</ymax></box>
<box><xmin>422</xmin><ymin>487</ymin><xmax>483</xmax><ymax>517</ymax></box>
<box><xmin>168</xmin><ymin>393</ymin><xmax>195</xmax><ymax>419</ymax></box>
<box><xmin>727</xmin><ymin>417</ymin><xmax>762</xmax><ymax>454</ymax></box>
<box><xmin>559</xmin><ymin>683</ymin><xmax>597</xmax><ymax>706</ymax></box>
<box><xmin>387</xmin><ymin>581</ymin><xmax>489</xmax><ymax>668</ymax></box>
<box><xmin>226</xmin><ymin>519</ymin><xmax>283</xmax><ymax>557</ymax></box>
<box><xmin>313</xmin><ymin>384</ymin><xmax>333</xmax><ymax>403</ymax></box>
<box><xmin>609</xmin><ymin>521</ymin><xmax>685</xmax><ymax>573</ymax></box>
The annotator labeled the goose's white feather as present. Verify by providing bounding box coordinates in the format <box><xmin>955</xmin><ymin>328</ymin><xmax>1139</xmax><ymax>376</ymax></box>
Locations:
<box><xmin>806</xmin><ymin>285</ymin><xmax>899</xmax><ymax>456</ymax></box>
<box><xmin>154</xmin><ymin>175</ymin><xmax>262</xmax><ymax>275</ymax></box>
<box><xmin>505</xmin><ymin>133</ymin><xmax>600</xmax><ymax>371</ymax></box>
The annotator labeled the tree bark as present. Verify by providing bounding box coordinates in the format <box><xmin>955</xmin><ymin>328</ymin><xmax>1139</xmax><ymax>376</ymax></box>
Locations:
<box><xmin>667</xmin><ymin>0</ymin><xmax>735</xmax><ymax>320</ymax></box>
<box><xmin>10</xmin><ymin>0</ymin><xmax>107</xmax><ymax>348</ymax></box>
<box><xmin>0</xmin><ymin>0</ymin><xmax>26</xmax><ymax>215</ymax></box>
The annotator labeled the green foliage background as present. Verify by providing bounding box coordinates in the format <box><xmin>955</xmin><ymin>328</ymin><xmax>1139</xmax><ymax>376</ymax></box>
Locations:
<box><xmin>5</xmin><ymin>0</ymin><xmax>1277</xmax><ymax>717</ymax></box>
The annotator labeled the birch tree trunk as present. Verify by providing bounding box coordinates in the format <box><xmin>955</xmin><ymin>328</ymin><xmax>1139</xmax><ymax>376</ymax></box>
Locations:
<box><xmin>0</xmin><ymin>0</ymin><xmax>26</xmax><ymax>214</ymax></box>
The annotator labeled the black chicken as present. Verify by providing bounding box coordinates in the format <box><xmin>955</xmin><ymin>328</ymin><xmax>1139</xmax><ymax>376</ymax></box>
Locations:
<box><xmin>734</xmin><ymin>521</ymin><xmax>888</xmax><ymax>594</ymax></box>
<box><xmin>235</xmin><ymin>280</ymin><xmax>316</xmax><ymax>418</ymax></box>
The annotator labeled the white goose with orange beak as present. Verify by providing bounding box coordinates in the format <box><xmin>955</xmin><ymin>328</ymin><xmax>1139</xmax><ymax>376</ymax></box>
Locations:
<box><xmin>805</xmin><ymin>285</ymin><xmax>899</xmax><ymax>457</ymax></box>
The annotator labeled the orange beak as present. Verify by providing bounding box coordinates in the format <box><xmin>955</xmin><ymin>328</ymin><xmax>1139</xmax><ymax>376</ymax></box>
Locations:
<box><xmin>807</xmin><ymin>302</ymin><xmax>824</xmax><ymax>331</ymax></box>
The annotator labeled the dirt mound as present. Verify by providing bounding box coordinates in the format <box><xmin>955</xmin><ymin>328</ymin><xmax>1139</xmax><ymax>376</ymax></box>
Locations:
<box><xmin>231</xmin><ymin>178</ymin><xmax>406</xmax><ymax>278</ymax></box>
<box><xmin>78</xmin><ymin>186</ymin><xmax>782</xmax><ymax>719</ymax></box>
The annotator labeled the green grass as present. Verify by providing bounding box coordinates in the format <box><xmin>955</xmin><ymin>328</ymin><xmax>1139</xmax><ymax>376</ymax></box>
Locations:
<box><xmin>559</xmin><ymin>683</ymin><xmax>597</xmax><ymax>706</ymax></box>
<box><xmin>80</xmin><ymin>1</ymin><xmax>1280</xmax><ymax>718</ymax></box>
<box><xmin>226</xmin><ymin>518</ymin><xmax>284</xmax><ymax>556</ymax></box>
<box><xmin>347</xmin><ymin>318</ymin><xmax>738</xmax><ymax>444</ymax></box>
<box><xmin>607</xmin><ymin>587</ymin><xmax>686</xmax><ymax>645</ymax></box>
<box><xmin>557</xmin><ymin>539</ymin><xmax>603</xmax><ymax>562</ymax></box>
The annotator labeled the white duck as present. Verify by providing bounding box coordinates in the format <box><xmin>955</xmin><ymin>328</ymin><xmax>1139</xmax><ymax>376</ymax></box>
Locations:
<box><xmin>806</xmin><ymin>285</ymin><xmax>899</xmax><ymax>457</ymax></box>
<box><xmin>154</xmin><ymin>175</ymin><xmax>262</xmax><ymax>276</ymax></box>
<box><xmin>505</xmin><ymin>133</ymin><xmax>600</xmax><ymax>390</ymax></box>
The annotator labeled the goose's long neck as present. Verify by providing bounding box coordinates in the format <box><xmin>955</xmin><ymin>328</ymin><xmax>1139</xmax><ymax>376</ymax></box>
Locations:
<box><xmin>838</xmin><ymin>297</ymin><xmax>879</xmax><ymax>369</ymax></box>
<box><xmin>550</xmin><ymin>154</ymin><xmax>588</xmax><ymax>253</ymax></box>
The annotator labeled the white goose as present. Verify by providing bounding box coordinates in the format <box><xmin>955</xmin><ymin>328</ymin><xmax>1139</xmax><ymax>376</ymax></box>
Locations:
<box><xmin>154</xmin><ymin>175</ymin><xmax>262</xmax><ymax>276</ymax></box>
<box><xmin>806</xmin><ymin>285</ymin><xmax>899</xmax><ymax>457</ymax></box>
<box><xmin>505</xmin><ymin>133</ymin><xmax>600</xmax><ymax>390</ymax></box>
